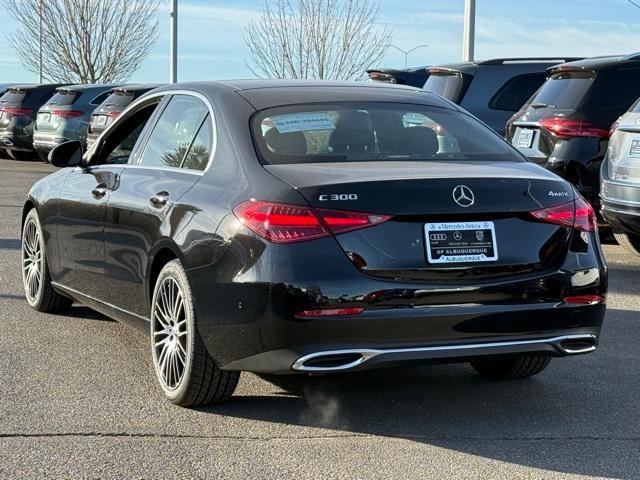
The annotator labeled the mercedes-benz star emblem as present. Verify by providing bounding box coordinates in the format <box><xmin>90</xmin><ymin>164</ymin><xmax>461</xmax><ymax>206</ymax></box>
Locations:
<box><xmin>452</xmin><ymin>185</ymin><xmax>475</xmax><ymax>208</ymax></box>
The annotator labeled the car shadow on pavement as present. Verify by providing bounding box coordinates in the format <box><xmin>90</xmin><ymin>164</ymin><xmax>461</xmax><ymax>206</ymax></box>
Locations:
<box><xmin>202</xmin><ymin>307</ymin><xmax>639</xmax><ymax>479</ymax></box>
<box><xmin>57</xmin><ymin>304</ymin><xmax>115</xmax><ymax>322</ymax></box>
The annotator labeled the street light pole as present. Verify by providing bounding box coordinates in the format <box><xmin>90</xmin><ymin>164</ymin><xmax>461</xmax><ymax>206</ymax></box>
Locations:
<box><xmin>169</xmin><ymin>0</ymin><xmax>178</xmax><ymax>83</ymax></box>
<box><xmin>389</xmin><ymin>44</ymin><xmax>429</xmax><ymax>68</ymax></box>
<box><xmin>462</xmin><ymin>0</ymin><xmax>476</xmax><ymax>62</ymax></box>
<box><xmin>38</xmin><ymin>0</ymin><xmax>43</xmax><ymax>83</ymax></box>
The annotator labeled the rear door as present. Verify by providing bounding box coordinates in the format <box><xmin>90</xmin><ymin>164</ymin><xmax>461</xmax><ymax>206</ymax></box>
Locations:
<box><xmin>103</xmin><ymin>93</ymin><xmax>212</xmax><ymax>315</ymax></box>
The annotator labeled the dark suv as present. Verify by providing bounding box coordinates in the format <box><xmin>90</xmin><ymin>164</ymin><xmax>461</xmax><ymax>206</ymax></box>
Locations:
<box><xmin>33</xmin><ymin>84</ymin><xmax>116</xmax><ymax>160</ymax></box>
<box><xmin>86</xmin><ymin>84</ymin><xmax>161</xmax><ymax>148</ymax></box>
<box><xmin>424</xmin><ymin>58</ymin><xmax>581</xmax><ymax>136</ymax></box>
<box><xmin>506</xmin><ymin>54</ymin><xmax>640</xmax><ymax>213</ymax></box>
<box><xmin>367</xmin><ymin>66</ymin><xmax>430</xmax><ymax>87</ymax></box>
<box><xmin>0</xmin><ymin>84</ymin><xmax>66</xmax><ymax>160</ymax></box>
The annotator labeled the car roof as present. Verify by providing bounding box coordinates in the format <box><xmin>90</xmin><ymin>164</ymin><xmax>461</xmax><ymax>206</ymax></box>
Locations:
<box><xmin>156</xmin><ymin>79</ymin><xmax>458</xmax><ymax>111</ymax></box>
<box><xmin>8</xmin><ymin>83</ymin><xmax>62</xmax><ymax>91</ymax></box>
<box><xmin>112</xmin><ymin>83</ymin><xmax>164</xmax><ymax>93</ymax></box>
<box><xmin>57</xmin><ymin>84</ymin><xmax>118</xmax><ymax>93</ymax></box>
<box><xmin>430</xmin><ymin>57</ymin><xmax>584</xmax><ymax>75</ymax></box>
<box><xmin>548</xmin><ymin>53</ymin><xmax>640</xmax><ymax>73</ymax></box>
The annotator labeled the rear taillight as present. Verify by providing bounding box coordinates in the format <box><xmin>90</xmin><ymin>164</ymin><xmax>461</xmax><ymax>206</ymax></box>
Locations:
<box><xmin>233</xmin><ymin>200</ymin><xmax>391</xmax><ymax>244</ymax></box>
<box><xmin>539</xmin><ymin>118</ymin><xmax>609</xmax><ymax>138</ymax></box>
<box><xmin>107</xmin><ymin>111</ymin><xmax>120</xmax><ymax>119</ymax></box>
<box><xmin>530</xmin><ymin>196</ymin><xmax>597</xmax><ymax>232</ymax></box>
<box><xmin>4</xmin><ymin>107</ymin><xmax>33</xmax><ymax>116</ymax></box>
<box><xmin>52</xmin><ymin>110</ymin><xmax>84</xmax><ymax>119</ymax></box>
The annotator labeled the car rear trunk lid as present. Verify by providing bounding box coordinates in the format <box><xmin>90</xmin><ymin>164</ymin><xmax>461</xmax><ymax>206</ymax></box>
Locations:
<box><xmin>265</xmin><ymin>161</ymin><xmax>576</xmax><ymax>281</ymax></box>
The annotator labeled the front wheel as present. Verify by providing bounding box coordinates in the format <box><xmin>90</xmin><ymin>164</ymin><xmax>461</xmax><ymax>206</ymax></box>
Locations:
<box><xmin>21</xmin><ymin>209</ymin><xmax>72</xmax><ymax>312</ymax></box>
<box><xmin>614</xmin><ymin>231</ymin><xmax>640</xmax><ymax>256</ymax></box>
<box><xmin>150</xmin><ymin>259</ymin><xmax>239</xmax><ymax>407</ymax></box>
<box><xmin>470</xmin><ymin>356</ymin><xmax>551</xmax><ymax>380</ymax></box>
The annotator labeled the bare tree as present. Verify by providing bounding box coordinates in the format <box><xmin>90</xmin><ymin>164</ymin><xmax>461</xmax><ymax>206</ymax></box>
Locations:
<box><xmin>244</xmin><ymin>0</ymin><xmax>391</xmax><ymax>80</ymax></box>
<box><xmin>4</xmin><ymin>0</ymin><xmax>159</xmax><ymax>83</ymax></box>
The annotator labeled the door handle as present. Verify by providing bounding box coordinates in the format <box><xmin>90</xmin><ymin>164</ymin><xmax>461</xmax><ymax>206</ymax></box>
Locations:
<box><xmin>149</xmin><ymin>191</ymin><xmax>170</xmax><ymax>208</ymax></box>
<box><xmin>92</xmin><ymin>184</ymin><xmax>108</xmax><ymax>199</ymax></box>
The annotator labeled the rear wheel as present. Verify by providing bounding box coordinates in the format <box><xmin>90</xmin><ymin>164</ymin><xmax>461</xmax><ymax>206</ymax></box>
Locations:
<box><xmin>614</xmin><ymin>231</ymin><xmax>640</xmax><ymax>256</ymax></box>
<box><xmin>150</xmin><ymin>259</ymin><xmax>239</xmax><ymax>407</ymax></box>
<box><xmin>21</xmin><ymin>209</ymin><xmax>72</xmax><ymax>312</ymax></box>
<box><xmin>470</xmin><ymin>356</ymin><xmax>551</xmax><ymax>380</ymax></box>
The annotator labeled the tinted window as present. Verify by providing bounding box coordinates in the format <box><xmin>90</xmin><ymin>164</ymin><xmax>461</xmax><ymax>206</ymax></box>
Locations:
<box><xmin>102</xmin><ymin>91</ymin><xmax>135</xmax><ymax>107</ymax></box>
<box><xmin>253</xmin><ymin>103</ymin><xmax>521</xmax><ymax>165</ymax></box>
<box><xmin>584</xmin><ymin>69</ymin><xmax>640</xmax><ymax>110</ymax></box>
<box><xmin>528</xmin><ymin>71</ymin><xmax>594</xmax><ymax>109</ymax></box>
<box><xmin>138</xmin><ymin>95</ymin><xmax>208</xmax><ymax>168</ymax></box>
<box><xmin>47</xmin><ymin>91</ymin><xmax>77</xmax><ymax>106</ymax></box>
<box><xmin>424</xmin><ymin>73</ymin><xmax>464</xmax><ymax>102</ymax></box>
<box><xmin>182</xmin><ymin>115</ymin><xmax>213</xmax><ymax>171</ymax></box>
<box><xmin>90</xmin><ymin>91</ymin><xmax>111</xmax><ymax>105</ymax></box>
<box><xmin>0</xmin><ymin>89</ymin><xmax>27</xmax><ymax>104</ymax></box>
<box><xmin>489</xmin><ymin>74</ymin><xmax>547</xmax><ymax>111</ymax></box>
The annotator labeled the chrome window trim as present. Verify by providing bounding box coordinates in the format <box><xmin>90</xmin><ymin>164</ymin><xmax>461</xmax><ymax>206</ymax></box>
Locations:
<box><xmin>88</xmin><ymin>89</ymin><xmax>218</xmax><ymax>176</ymax></box>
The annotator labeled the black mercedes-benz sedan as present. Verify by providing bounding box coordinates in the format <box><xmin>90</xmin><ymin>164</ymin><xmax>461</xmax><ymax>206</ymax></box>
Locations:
<box><xmin>21</xmin><ymin>80</ymin><xmax>607</xmax><ymax>407</ymax></box>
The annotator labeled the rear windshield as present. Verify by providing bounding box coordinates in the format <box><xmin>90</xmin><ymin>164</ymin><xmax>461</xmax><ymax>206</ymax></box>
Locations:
<box><xmin>424</xmin><ymin>72</ymin><xmax>465</xmax><ymax>102</ymax></box>
<box><xmin>252</xmin><ymin>103</ymin><xmax>522</xmax><ymax>165</ymax></box>
<box><xmin>101</xmin><ymin>91</ymin><xmax>135</xmax><ymax>107</ymax></box>
<box><xmin>47</xmin><ymin>90</ymin><xmax>77</xmax><ymax>106</ymax></box>
<box><xmin>0</xmin><ymin>89</ymin><xmax>27</xmax><ymax>104</ymax></box>
<box><xmin>528</xmin><ymin>71</ymin><xmax>594</xmax><ymax>109</ymax></box>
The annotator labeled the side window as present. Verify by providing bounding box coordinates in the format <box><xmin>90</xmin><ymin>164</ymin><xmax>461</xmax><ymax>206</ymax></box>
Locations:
<box><xmin>91</xmin><ymin>91</ymin><xmax>111</xmax><ymax>106</ymax></box>
<box><xmin>489</xmin><ymin>74</ymin><xmax>547</xmax><ymax>111</ymax></box>
<box><xmin>94</xmin><ymin>102</ymin><xmax>160</xmax><ymax>165</ymax></box>
<box><xmin>182</xmin><ymin>114</ymin><xmax>213</xmax><ymax>171</ymax></box>
<box><xmin>137</xmin><ymin>95</ymin><xmax>208</xmax><ymax>168</ymax></box>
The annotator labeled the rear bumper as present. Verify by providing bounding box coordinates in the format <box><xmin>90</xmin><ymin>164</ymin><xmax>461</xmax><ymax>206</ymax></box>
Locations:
<box><xmin>224</xmin><ymin>331</ymin><xmax>600</xmax><ymax>373</ymax></box>
<box><xmin>188</xmin><ymin>232</ymin><xmax>607</xmax><ymax>374</ymax></box>
<box><xmin>0</xmin><ymin>131</ymin><xmax>33</xmax><ymax>151</ymax></box>
<box><xmin>601</xmin><ymin>180</ymin><xmax>640</xmax><ymax>235</ymax></box>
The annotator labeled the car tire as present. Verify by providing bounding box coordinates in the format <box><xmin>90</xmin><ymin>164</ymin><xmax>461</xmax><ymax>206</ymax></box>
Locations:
<box><xmin>614</xmin><ymin>231</ymin><xmax>640</xmax><ymax>256</ymax></box>
<box><xmin>470</xmin><ymin>356</ymin><xmax>551</xmax><ymax>380</ymax></box>
<box><xmin>150</xmin><ymin>259</ymin><xmax>239</xmax><ymax>407</ymax></box>
<box><xmin>22</xmin><ymin>209</ymin><xmax>72</xmax><ymax>312</ymax></box>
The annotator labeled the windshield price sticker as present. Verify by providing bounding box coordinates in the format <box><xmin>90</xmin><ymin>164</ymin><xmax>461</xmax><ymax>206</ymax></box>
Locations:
<box><xmin>272</xmin><ymin>113</ymin><xmax>335</xmax><ymax>133</ymax></box>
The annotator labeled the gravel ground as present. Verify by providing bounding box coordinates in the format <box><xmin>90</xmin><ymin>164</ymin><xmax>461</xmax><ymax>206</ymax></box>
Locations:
<box><xmin>1</xmin><ymin>158</ymin><xmax>639</xmax><ymax>479</ymax></box>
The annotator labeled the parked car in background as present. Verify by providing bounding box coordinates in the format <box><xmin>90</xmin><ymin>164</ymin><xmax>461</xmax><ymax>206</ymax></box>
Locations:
<box><xmin>0</xmin><ymin>83</ymin><xmax>20</xmax><ymax>158</ymax></box>
<box><xmin>0</xmin><ymin>84</ymin><xmax>66</xmax><ymax>160</ymax></box>
<box><xmin>86</xmin><ymin>84</ymin><xmax>162</xmax><ymax>148</ymax></box>
<box><xmin>367</xmin><ymin>66</ymin><xmax>430</xmax><ymax>87</ymax></box>
<box><xmin>33</xmin><ymin>84</ymin><xmax>116</xmax><ymax>161</ymax></box>
<box><xmin>506</xmin><ymin>54</ymin><xmax>640</xmax><ymax>216</ymax></box>
<box><xmin>23</xmin><ymin>80</ymin><xmax>606</xmax><ymax>407</ymax></box>
<box><xmin>423</xmin><ymin>58</ymin><xmax>581</xmax><ymax>136</ymax></box>
<box><xmin>601</xmin><ymin>98</ymin><xmax>640</xmax><ymax>255</ymax></box>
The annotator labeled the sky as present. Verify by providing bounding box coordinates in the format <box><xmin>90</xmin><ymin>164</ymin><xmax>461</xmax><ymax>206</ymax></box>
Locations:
<box><xmin>1</xmin><ymin>0</ymin><xmax>640</xmax><ymax>83</ymax></box>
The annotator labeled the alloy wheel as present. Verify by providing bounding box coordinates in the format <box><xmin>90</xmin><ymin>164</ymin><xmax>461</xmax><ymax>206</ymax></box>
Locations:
<box><xmin>152</xmin><ymin>277</ymin><xmax>189</xmax><ymax>391</ymax></box>
<box><xmin>22</xmin><ymin>218</ymin><xmax>43</xmax><ymax>305</ymax></box>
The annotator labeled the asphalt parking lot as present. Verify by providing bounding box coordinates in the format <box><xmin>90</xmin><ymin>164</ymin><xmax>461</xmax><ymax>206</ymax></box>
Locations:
<box><xmin>0</xmin><ymin>158</ymin><xmax>639</xmax><ymax>480</ymax></box>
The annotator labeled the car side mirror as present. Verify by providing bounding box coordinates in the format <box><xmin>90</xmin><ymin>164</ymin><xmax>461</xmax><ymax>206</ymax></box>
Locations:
<box><xmin>48</xmin><ymin>140</ymin><xmax>84</xmax><ymax>168</ymax></box>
